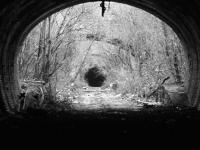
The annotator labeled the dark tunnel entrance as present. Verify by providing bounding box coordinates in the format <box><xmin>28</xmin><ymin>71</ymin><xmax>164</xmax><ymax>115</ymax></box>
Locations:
<box><xmin>84</xmin><ymin>67</ymin><xmax>106</xmax><ymax>87</ymax></box>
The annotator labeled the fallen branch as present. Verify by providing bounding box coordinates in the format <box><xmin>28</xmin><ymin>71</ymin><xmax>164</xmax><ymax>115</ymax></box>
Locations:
<box><xmin>135</xmin><ymin>99</ymin><xmax>162</xmax><ymax>106</ymax></box>
<box><xmin>20</xmin><ymin>80</ymin><xmax>45</xmax><ymax>84</ymax></box>
<box><xmin>147</xmin><ymin>76</ymin><xmax>170</xmax><ymax>98</ymax></box>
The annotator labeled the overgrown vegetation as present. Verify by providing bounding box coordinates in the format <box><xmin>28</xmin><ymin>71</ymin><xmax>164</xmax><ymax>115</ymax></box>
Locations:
<box><xmin>17</xmin><ymin>2</ymin><xmax>188</xmax><ymax>111</ymax></box>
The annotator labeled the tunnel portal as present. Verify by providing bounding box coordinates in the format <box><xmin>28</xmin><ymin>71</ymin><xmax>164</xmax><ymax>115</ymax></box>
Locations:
<box><xmin>84</xmin><ymin>67</ymin><xmax>106</xmax><ymax>87</ymax></box>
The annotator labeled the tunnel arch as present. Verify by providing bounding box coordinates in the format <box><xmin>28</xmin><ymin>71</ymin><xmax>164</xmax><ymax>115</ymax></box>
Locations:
<box><xmin>0</xmin><ymin>0</ymin><xmax>200</xmax><ymax>112</ymax></box>
<box><xmin>84</xmin><ymin>66</ymin><xmax>106</xmax><ymax>87</ymax></box>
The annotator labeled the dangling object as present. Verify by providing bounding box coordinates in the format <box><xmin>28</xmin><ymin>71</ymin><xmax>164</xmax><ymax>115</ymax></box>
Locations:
<box><xmin>100</xmin><ymin>0</ymin><xmax>106</xmax><ymax>17</ymax></box>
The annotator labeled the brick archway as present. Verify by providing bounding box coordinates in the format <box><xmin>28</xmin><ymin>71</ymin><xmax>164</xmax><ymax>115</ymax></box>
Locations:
<box><xmin>0</xmin><ymin>0</ymin><xmax>200</xmax><ymax>112</ymax></box>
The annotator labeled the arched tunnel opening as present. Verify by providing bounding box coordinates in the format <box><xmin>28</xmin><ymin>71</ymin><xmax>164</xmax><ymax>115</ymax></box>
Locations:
<box><xmin>16</xmin><ymin>1</ymin><xmax>192</xmax><ymax>113</ymax></box>
<box><xmin>84</xmin><ymin>67</ymin><xmax>106</xmax><ymax>87</ymax></box>
<box><xmin>1</xmin><ymin>0</ymin><xmax>200</xmax><ymax>138</ymax></box>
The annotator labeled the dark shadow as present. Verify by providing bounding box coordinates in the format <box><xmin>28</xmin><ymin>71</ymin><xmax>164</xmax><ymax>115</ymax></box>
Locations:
<box><xmin>84</xmin><ymin>66</ymin><xmax>106</xmax><ymax>87</ymax></box>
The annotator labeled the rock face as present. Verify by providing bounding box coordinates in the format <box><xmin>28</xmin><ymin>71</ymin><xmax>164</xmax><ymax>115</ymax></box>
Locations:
<box><xmin>23</xmin><ymin>86</ymin><xmax>44</xmax><ymax>110</ymax></box>
<box><xmin>164</xmin><ymin>84</ymin><xmax>189</xmax><ymax>106</ymax></box>
<box><xmin>1</xmin><ymin>0</ymin><xmax>200</xmax><ymax>112</ymax></box>
<box><xmin>110</xmin><ymin>82</ymin><xmax>118</xmax><ymax>91</ymax></box>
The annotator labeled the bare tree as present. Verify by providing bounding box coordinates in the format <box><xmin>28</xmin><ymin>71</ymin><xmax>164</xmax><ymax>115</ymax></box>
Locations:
<box><xmin>18</xmin><ymin>5</ymin><xmax>90</xmax><ymax>102</ymax></box>
<box><xmin>161</xmin><ymin>21</ymin><xmax>182</xmax><ymax>83</ymax></box>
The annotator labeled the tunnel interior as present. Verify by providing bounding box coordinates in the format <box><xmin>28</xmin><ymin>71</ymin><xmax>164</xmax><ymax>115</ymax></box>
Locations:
<box><xmin>1</xmin><ymin>0</ymin><xmax>200</xmax><ymax>139</ymax></box>
<box><xmin>84</xmin><ymin>66</ymin><xmax>106</xmax><ymax>87</ymax></box>
<box><xmin>0</xmin><ymin>0</ymin><xmax>197</xmax><ymax>112</ymax></box>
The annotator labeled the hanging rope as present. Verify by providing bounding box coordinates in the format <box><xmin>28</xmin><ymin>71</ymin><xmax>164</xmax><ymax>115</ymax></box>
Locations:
<box><xmin>100</xmin><ymin>0</ymin><xmax>106</xmax><ymax>17</ymax></box>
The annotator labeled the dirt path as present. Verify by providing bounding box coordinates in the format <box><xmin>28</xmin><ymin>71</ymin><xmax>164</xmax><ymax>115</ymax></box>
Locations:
<box><xmin>70</xmin><ymin>87</ymin><xmax>144</xmax><ymax>110</ymax></box>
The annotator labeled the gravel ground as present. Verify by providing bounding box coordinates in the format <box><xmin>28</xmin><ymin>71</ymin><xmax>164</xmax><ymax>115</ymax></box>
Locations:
<box><xmin>0</xmin><ymin>88</ymin><xmax>199</xmax><ymax>143</ymax></box>
<box><xmin>0</xmin><ymin>105</ymin><xmax>200</xmax><ymax>138</ymax></box>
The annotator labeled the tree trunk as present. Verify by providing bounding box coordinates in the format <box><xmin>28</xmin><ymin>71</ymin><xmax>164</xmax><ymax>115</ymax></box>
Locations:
<box><xmin>33</xmin><ymin>20</ymin><xmax>47</xmax><ymax>80</ymax></box>
<box><xmin>173</xmin><ymin>53</ymin><xmax>182</xmax><ymax>83</ymax></box>
<box><xmin>162</xmin><ymin>21</ymin><xmax>179</xmax><ymax>82</ymax></box>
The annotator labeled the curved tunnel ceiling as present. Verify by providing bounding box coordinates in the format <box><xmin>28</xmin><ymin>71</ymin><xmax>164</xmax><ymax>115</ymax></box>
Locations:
<box><xmin>0</xmin><ymin>0</ymin><xmax>200</xmax><ymax>112</ymax></box>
